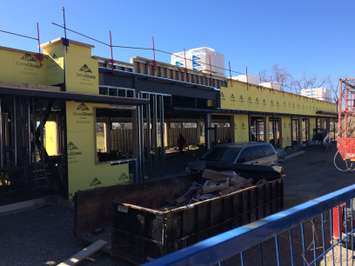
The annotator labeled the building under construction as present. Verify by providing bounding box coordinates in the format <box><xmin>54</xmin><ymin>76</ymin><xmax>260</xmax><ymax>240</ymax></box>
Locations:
<box><xmin>0</xmin><ymin>37</ymin><xmax>337</xmax><ymax>203</ymax></box>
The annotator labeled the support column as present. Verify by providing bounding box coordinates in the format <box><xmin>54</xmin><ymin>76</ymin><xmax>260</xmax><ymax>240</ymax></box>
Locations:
<box><xmin>265</xmin><ymin>115</ymin><xmax>270</xmax><ymax>143</ymax></box>
<box><xmin>27</xmin><ymin>100</ymin><xmax>32</xmax><ymax>165</ymax></box>
<box><xmin>0</xmin><ymin>98</ymin><xmax>3</xmax><ymax>169</ymax></box>
<box><xmin>146</xmin><ymin>94</ymin><xmax>152</xmax><ymax>154</ymax></box>
<box><xmin>282</xmin><ymin>116</ymin><xmax>292</xmax><ymax>148</ymax></box>
<box><xmin>152</xmin><ymin>94</ymin><xmax>158</xmax><ymax>151</ymax></box>
<box><xmin>13</xmin><ymin>97</ymin><xmax>18</xmax><ymax>167</ymax></box>
<box><xmin>135</xmin><ymin>92</ymin><xmax>146</xmax><ymax>183</ymax></box>
<box><xmin>136</xmin><ymin>104</ymin><xmax>144</xmax><ymax>182</ymax></box>
<box><xmin>309</xmin><ymin>117</ymin><xmax>316</xmax><ymax>140</ymax></box>
<box><xmin>204</xmin><ymin>113</ymin><xmax>211</xmax><ymax>150</ymax></box>
<box><xmin>233</xmin><ymin>114</ymin><xmax>249</xmax><ymax>143</ymax></box>
<box><xmin>159</xmin><ymin>95</ymin><xmax>165</xmax><ymax>154</ymax></box>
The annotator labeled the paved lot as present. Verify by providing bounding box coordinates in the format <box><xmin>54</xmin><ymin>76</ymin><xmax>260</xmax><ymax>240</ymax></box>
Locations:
<box><xmin>283</xmin><ymin>145</ymin><xmax>354</xmax><ymax>208</ymax></box>
<box><xmin>0</xmin><ymin>206</ymin><xmax>119</xmax><ymax>266</ymax></box>
<box><xmin>0</xmin><ymin>145</ymin><xmax>353</xmax><ymax>266</ymax></box>
<box><xmin>225</xmin><ymin>145</ymin><xmax>355</xmax><ymax>266</ymax></box>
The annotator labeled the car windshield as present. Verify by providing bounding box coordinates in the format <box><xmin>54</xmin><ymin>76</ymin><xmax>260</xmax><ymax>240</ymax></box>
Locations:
<box><xmin>201</xmin><ymin>147</ymin><xmax>241</xmax><ymax>163</ymax></box>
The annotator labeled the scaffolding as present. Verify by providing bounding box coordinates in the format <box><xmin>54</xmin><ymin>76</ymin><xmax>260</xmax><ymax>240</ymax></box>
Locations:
<box><xmin>334</xmin><ymin>78</ymin><xmax>355</xmax><ymax>171</ymax></box>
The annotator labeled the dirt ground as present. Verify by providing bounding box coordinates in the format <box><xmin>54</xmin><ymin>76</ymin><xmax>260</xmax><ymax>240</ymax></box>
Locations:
<box><xmin>0</xmin><ymin>144</ymin><xmax>353</xmax><ymax>266</ymax></box>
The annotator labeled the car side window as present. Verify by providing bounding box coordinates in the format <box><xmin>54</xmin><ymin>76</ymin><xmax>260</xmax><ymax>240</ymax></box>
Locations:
<box><xmin>238</xmin><ymin>148</ymin><xmax>257</xmax><ymax>162</ymax></box>
<box><xmin>262</xmin><ymin>145</ymin><xmax>275</xmax><ymax>156</ymax></box>
<box><xmin>222</xmin><ymin>148</ymin><xmax>241</xmax><ymax>163</ymax></box>
<box><xmin>238</xmin><ymin>145</ymin><xmax>275</xmax><ymax>162</ymax></box>
<box><xmin>255</xmin><ymin>146</ymin><xmax>266</xmax><ymax>158</ymax></box>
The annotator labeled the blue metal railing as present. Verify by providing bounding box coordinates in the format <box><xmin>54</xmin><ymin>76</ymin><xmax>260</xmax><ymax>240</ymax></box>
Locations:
<box><xmin>143</xmin><ymin>184</ymin><xmax>355</xmax><ymax>266</ymax></box>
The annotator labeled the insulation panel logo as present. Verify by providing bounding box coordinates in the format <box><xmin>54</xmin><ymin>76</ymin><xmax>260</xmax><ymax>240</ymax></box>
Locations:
<box><xmin>76</xmin><ymin>64</ymin><xmax>96</xmax><ymax>79</ymax></box>
<box><xmin>16</xmin><ymin>53</ymin><xmax>41</xmax><ymax>68</ymax></box>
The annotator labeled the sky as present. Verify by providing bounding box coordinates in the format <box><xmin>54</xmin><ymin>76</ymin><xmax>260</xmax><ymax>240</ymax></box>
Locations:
<box><xmin>0</xmin><ymin>0</ymin><xmax>354</xmax><ymax>86</ymax></box>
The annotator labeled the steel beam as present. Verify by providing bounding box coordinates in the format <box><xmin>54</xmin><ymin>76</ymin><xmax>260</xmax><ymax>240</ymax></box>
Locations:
<box><xmin>13</xmin><ymin>97</ymin><xmax>18</xmax><ymax>167</ymax></box>
<box><xmin>204</xmin><ymin>113</ymin><xmax>211</xmax><ymax>150</ymax></box>
<box><xmin>159</xmin><ymin>95</ymin><xmax>165</xmax><ymax>153</ymax></box>
<box><xmin>152</xmin><ymin>94</ymin><xmax>158</xmax><ymax>150</ymax></box>
<box><xmin>27</xmin><ymin>100</ymin><xmax>32</xmax><ymax>164</ymax></box>
<box><xmin>146</xmin><ymin>94</ymin><xmax>152</xmax><ymax>153</ymax></box>
<box><xmin>0</xmin><ymin>98</ymin><xmax>3</xmax><ymax>168</ymax></box>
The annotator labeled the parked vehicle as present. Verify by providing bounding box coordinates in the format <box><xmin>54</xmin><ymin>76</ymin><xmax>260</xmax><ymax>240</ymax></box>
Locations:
<box><xmin>185</xmin><ymin>142</ymin><xmax>279</xmax><ymax>174</ymax></box>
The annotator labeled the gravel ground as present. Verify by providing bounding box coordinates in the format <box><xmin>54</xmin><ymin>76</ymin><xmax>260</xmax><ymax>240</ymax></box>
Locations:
<box><xmin>320</xmin><ymin>246</ymin><xmax>355</xmax><ymax>266</ymax></box>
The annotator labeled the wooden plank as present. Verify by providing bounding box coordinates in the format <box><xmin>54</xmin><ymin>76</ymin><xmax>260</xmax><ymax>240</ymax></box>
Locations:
<box><xmin>57</xmin><ymin>240</ymin><xmax>107</xmax><ymax>266</ymax></box>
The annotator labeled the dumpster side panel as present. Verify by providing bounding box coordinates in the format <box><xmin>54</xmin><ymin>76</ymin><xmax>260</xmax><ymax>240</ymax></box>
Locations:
<box><xmin>112</xmin><ymin>178</ymin><xmax>284</xmax><ymax>263</ymax></box>
<box><xmin>112</xmin><ymin>204</ymin><xmax>165</xmax><ymax>262</ymax></box>
<box><xmin>74</xmin><ymin>175</ymin><xmax>192</xmax><ymax>238</ymax></box>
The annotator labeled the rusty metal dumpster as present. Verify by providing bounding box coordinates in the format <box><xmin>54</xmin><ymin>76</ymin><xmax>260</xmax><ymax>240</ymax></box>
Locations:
<box><xmin>111</xmin><ymin>177</ymin><xmax>283</xmax><ymax>263</ymax></box>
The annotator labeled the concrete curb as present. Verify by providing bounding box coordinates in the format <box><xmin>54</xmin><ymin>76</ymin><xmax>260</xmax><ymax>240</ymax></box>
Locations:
<box><xmin>0</xmin><ymin>197</ymin><xmax>54</xmax><ymax>216</ymax></box>
<box><xmin>284</xmin><ymin>150</ymin><xmax>305</xmax><ymax>160</ymax></box>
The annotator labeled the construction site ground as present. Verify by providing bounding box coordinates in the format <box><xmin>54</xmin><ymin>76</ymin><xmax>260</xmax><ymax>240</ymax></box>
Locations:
<box><xmin>0</xmin><ymin>144</ymin><xmax>353</xmax><ymax>266</ymax></box>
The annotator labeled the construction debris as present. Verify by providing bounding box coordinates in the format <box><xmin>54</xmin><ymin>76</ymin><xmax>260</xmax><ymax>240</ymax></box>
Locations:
<box><xmin>202</xmin><ymin>169</ymin><xmax>238</xmax><ymax>181</ymax></box>
<box><xmin>175</xmin><ymin>181</ymin><xmax>201</xmax><ymax>204</ymax></box>
<box><xmin>162</xmin><ymin>169</ymin><xmax>253</xmax><ymax>209</ymax></box>
<box><xmin>202</xmin><ymin>178</ymin><xmax>230</xmax><ymax>194</ymax></box>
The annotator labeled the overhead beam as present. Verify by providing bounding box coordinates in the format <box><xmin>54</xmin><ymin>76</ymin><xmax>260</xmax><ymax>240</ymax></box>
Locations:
<box><xmin>0</xmin><ymin>86</ymin><xmax>148</xmax><ymax>106</ymax></box>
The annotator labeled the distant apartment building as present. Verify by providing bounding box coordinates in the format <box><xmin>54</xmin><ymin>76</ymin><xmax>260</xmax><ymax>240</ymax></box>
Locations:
<box><xmin>171</xmin><ymin>47</ymin><xmax>225</xmax><ymax>77</ymax></box>
<box><xmin>259</xmin><ymin>81</ymin><xmax>282</xmax><ymax>91</ymax></box>
<box><xmin>232</xmin><ymin>75</ymin><xmax>282</xmax><ymax>90</ymax></box>
<box><xmin>232</xmin><ymin>74</ymin><xmax>260</xmax><ymax>85</ymax></box>
<box><xmin>300</xmin><ymin>87</ymin><xmax>332</xmax><ymax>101</ymax></box>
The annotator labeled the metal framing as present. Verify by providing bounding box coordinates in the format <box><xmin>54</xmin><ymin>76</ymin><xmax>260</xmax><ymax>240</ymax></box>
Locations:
<box><xmin>0</xmin><ymin>98</ymin><xmax>3</xmax><ymax>168</ymax></box>
<box><xmin>152</xmin><ymin>94</ymin><xmax>158</xmax><ymax>149</ymax></box>
<box><xmin>0</xmin><ymin>82</ymin><xmax>148</xmax><ymax>198</ymax></box>
<box><xmin>269</xmin><ymin>116</ymin><xmax>282</xmax><ymax>147</ymax></box>
<box><xmin>99</xmin><ymin>67</ymin><xmax>219</xmax><ymax>100</ymax></box>
<box><xmin>13</xmin><ymin>97</ymin><xmax>17</xmax><ymax>167</ymax></box>
<box><xmin>301</xmin><ymin>117</ymin><xmax>310</xmax><ymax>143</ymax></box>
<box><xmin>205</xmin><ymin>113</ymin><xmax>212</xmax><ymax>149</ymax></box>
<box><xmin>159</xmin><ymin>95</ymin><xmax>165</xmax><ymax>149</ymax></box>
<box><xmin>291</xmin><ymin>118</ymin><xmax>301</xmax><ymax>144</ymax></box>
<box><xmin>99</xmin><ymin>85</ymin><xmax>136</xmax><ymax>97</ymax></box>
<box><xmin>249</xmin><ymin>115</ymin><xmax>267</xmax><ymax>142</ymax></box>
<box><xmin>139</xmin><ymin>91</ymin><xmax>169</xmax><ymax>153</ymax></box>
<box><xmin>136</xmin><ymin>103</ymin><xmax>144</xmax><ymax>181</ymax></box>
<box><xmin>27</xmin><ymin>100</ymin><xmax>32</xmax><ymax>164</ymax></box>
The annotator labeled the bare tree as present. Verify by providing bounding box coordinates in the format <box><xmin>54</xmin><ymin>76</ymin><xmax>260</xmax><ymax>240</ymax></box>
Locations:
<box><xmin>258</xmin><ymin>70</ymin><xmax>270</xmax><ymax>82</ymax></box>
<box><xmin>258</xmin><ymin>65</ymin><xmax>293</xmax><ymax>91</ymax></box>
<box><xmin>258</xmin><ymin>65</ymin><xmax>335</xmax><ymax>101</ymax></box>
<box><xmin>291</xmin><ymin>75</ymin><xmax>321</xmax><ymax>94</ymax></box>
<box><xmin>324</xmin><ymin>77</ymin><xmax>338</xmax><ymax>102</ymax></box>
<box><xmin>272</xmin><ymin>64</ymin><xmax>293</xmax><ymax>91</ymax></box>
<box><xmin>291</xmin><ymin>74</ymin><xmax>336</xmax><ymax>101</ymax></box>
